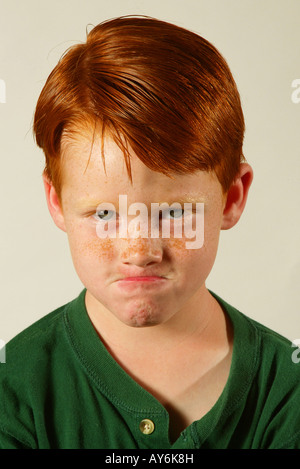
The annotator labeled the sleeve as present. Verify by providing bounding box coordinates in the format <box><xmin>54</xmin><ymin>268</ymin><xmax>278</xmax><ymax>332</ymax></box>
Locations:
<box><xmin>259</xmin><ymin>375</ymin><xmax>300</xmax><ymax>449</ymax></box>
<box><xmin>275</xmin><ymin>429</ymin><xmax>300</xmax><ymax>450</ymax></box>
<box><xmin>0</xmin><ymin>366</ymin><xmax>37</xmax><ymax>450</ymax></box>
<box><xmin>0</xmin><ymin>427</ymin><xmax>34</xmax><ymax>449</ymax></box>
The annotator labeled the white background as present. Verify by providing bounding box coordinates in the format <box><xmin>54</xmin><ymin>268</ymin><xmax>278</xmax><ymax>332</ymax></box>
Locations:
<box><xmin>0</xmin><ymin>0</ymin><xmax>299</xmax><ymax>342</ymax></box>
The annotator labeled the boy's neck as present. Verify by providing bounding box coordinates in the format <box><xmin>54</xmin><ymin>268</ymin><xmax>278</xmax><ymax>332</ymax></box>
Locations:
<box><xmin>85</xmin><ymin>285</ymin><xmax>229</xmax><ymax>361</ymax></box>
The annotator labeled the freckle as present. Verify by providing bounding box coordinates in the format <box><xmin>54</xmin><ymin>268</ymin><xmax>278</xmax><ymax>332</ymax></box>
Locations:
<box><xmin>168</xmin><ymin>237</ymin><xmax>185</xmax><ymax>250</ymax></box>
<box><xmin>84</xmin><ymin>238</ymin><xmax>115</xmax><ymax>260</ymax></box>
<box><xmin>120</xmin><ymin>240</ymin><xmax>150</xmax><ymax>260</ymax></box>
<box><xmin>169</xmin><ymin>237</ymin><xmax>185</xmax><ymax>248</ymax></box>
<box><xmin>167</xmin><ymin>237</ymin><xmax>191</xmax><ymax>258</ymax></box>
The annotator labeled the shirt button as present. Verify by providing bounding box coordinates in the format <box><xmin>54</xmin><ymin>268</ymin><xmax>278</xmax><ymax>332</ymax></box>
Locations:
<box><xmin>139</xmin><ymin>419</ymin><xmax>155</xmax><ymax>435</ymax></box>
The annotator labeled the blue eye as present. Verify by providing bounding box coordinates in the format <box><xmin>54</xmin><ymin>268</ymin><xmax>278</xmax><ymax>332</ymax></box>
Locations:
<box><xmin>164</xmin><ymin>208</ymin><xmax>184</xmax><ymax>219</ymax></box>
<box><xmin>96</xmin><ymin>209</ymin><xmax>115</xmax><ymax>221</ymax></box>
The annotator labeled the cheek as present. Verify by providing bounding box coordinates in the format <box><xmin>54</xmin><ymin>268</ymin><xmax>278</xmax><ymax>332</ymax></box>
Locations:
<box><xmin>83</xmin><ymin>238</ymin><xmax>115</xmax><ymax>262</ymax></box>
<box><xmin>167</xmin><ymin>224</ymin><xmax>221</xmax><ymax>284</ymax></box>
<box><xmin>67</xmin><ymin>236</ymin><xmax>117</xmax><ymax>292</ymax></box>
<box><xmin>166</xmin><ymin>237</ymin><xmax>190</xmax><ymax>260</ymax></box>
<box><xmin>66</xmin><ymin>221</ymin><xmax>116</xmax><ymax>264</ymax></box>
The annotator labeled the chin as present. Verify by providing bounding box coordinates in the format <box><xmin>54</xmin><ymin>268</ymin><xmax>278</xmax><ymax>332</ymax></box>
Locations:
<box><xmin>122</xmin><ymin>301</ymin><xmax>165</xmax><ymax>328</ymax></box>
<box><xmin>126</xmin><ymin>316</ymin><xmax>161</xmax><ymax>328</ymax></box>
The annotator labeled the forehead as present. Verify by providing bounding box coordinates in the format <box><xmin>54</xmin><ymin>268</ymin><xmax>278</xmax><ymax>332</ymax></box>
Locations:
<box><xmin>60</xmin><ymin>126</ymin><xmax>223</xmax><ymax>204</ymax></box>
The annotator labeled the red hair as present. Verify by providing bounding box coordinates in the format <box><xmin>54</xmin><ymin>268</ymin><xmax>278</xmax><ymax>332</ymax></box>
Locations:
<box><xmin>33</xmin><ymin>15</ymin><xmax>245</xmax><ymax>196</ymax></box>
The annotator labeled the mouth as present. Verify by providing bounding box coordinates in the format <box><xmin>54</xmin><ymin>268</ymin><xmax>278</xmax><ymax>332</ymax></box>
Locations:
<box><xmin>115</xmin><ymin>275</ymin><xmax>168</xmax><ymax>290</ymax></box>
<box><xmin>118</xmin><ymin>276</ymin><xmax>165</xmax><ymax>282</ymax></box>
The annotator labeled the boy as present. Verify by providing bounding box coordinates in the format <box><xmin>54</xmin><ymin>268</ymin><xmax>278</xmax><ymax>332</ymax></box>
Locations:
<box><xmin>1</xmin><ymin>16</ymin><xmax>300</xmax><ymax>449</ymax></box>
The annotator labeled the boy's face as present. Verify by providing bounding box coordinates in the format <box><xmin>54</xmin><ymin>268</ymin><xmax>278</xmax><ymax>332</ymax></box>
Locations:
<box><xmin>51</xmin><ymin>128</ymin><xmax>228</xmax><ymax>328</ymax></box>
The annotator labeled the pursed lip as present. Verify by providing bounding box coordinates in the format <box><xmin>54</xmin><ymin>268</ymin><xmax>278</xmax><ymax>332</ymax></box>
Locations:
<box><xmin>115</xmin><ymin>270</ymin><xmax>168</xmax><ymax>281</ymax></box>
<box><xmin>117</xmin><ymin>276</ymin><xmax>165</xmax><ymax>282</ymax></box>
<box><xmin>115</xmin><ymin>276</ymin><xmax>168</xmax><ymax>290</ymax></box>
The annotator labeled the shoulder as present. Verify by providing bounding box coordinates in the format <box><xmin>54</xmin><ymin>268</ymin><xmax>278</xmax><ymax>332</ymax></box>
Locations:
<box><xmin>213</xmin><ymin>292</ymin><xmax>300</xmax><ymax>448</ymax></box>
<box><xmin>0</xmin><ymin>294</ymin><xmax>81</xmax><ymax>398</ymax></box>
<box><xmin>0</xmin><ymin>298</ymin><xmax>76</xmax><ymax>402</ymax></box>
<box><xmin>237</xmin><ymin>309</ymin><xmax>298</xmax><ymax>374</ymax></box>
<box><xmin>0</xmin><ymin>298</ymin><xmax>73</xmax><ymax>448</ymax></box>
<box><xmin>2</xmin><ymin>301</ymin><xmax>69</xmax><ymax>370</ymax></box>
<box><xmin>0</xmin><ymin>289</ymin><xmax>87</xmax><ymax>389</ymax></box>
<box><xmin>212</xmin><ymin>290</ymin><xmax>297</xmax><ymax>367</ymax></box>
<box><xmin>249</xmin><ymin>319</ymin><xmax>300</xmax><ymax>448</ymax></box>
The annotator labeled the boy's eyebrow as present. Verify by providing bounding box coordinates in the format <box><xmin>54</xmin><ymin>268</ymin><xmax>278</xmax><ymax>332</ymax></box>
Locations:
<box><xmin>162</xmin><ymin>195</ymin><xmax>207</xmax><ymax>205</ymax></box>
<box><xmin>76</xmin><ymin>195</ymin><xmax>207</xmax><ymax>210</ymax></box>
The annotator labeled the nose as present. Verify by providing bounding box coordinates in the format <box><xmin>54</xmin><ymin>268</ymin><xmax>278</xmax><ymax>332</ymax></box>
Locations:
<box><xmin>120</xmin><ymin>238</ymin><xmax>163</xmax><ymax>267</ymax></box>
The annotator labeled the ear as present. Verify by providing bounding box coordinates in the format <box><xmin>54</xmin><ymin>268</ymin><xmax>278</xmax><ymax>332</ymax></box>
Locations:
<box><xmin>221</xmin><ymin>163</ymin><xmax>253</xmax><ymax>230</ymax></box>
<box><xmin>43</xmin><ymin>174</ymin><xmax>67</xmax><ymax>232</ymax></box>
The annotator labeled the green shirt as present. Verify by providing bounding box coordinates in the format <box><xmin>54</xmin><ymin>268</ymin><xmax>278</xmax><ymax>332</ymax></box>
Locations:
<box><xmin>1</xmin><ymin>289</ymin><xmax>300</xmax><ymax>449</ymax></box>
